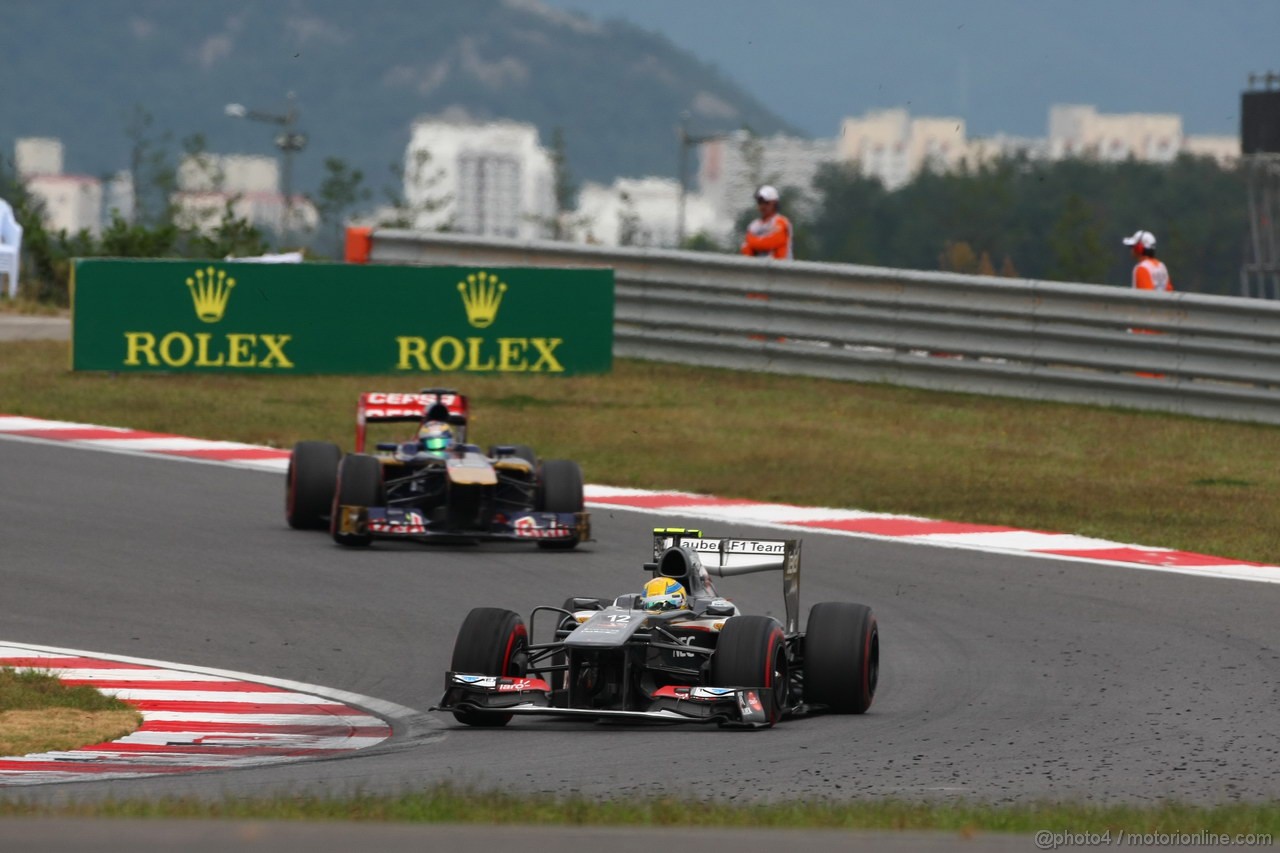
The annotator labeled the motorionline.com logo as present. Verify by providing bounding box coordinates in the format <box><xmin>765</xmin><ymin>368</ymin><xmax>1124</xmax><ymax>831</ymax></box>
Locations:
<box><xmin>1035</xmin><ymin>830</ymin><xmax>1272</xmax><ymax>849</ymax></box>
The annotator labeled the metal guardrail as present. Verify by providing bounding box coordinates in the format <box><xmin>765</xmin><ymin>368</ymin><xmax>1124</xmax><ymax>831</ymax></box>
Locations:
<box><xmin>366</xmin><ymin>230</ymin><xmax>1280</xmax><ymax>426</ymax></box>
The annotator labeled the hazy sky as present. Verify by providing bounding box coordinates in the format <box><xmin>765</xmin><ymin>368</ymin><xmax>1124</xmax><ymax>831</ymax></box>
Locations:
<box><xmin>540</xmin><ymin>0</ymin><xmax>1279</xmax><ymax>139</ymax></box>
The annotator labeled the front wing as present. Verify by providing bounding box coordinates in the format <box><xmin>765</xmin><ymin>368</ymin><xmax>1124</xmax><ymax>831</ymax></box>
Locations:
<box><xmin>336</xmin><ymin>506</ymin><xmax>590</xmax><ymax>544</ymax></box>
<box><xmin>434</xmin><ymin>672</ymin><xmax>776</xmax><ymax>728</ymax></box>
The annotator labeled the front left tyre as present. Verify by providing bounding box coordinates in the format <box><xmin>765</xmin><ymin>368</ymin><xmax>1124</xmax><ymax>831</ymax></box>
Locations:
<box><xmin>803</xmin><ymin>601</ymin><xmax>878</xmax><ymax>714</ymax></box>
<box><xmin>329</xmin><ymin>453</ymin><xmax>385</xmax><ymax>548</ymax></box>
<box><xmin>285</xmin><ymin>441</ymin><xmax>341</xmax><ymax>530</ymax></box>
<box><xmin>710</xmin><ymin>615</ymin><xmax>788</xmax><ymax>726</ymax></box>
<box><xmin>536</xmin><ymin>458</ymin><xmax>584</xmax><ymax>550</ymax></box>
<box><xmin>450</xmin><ymin>607</ymin><xmax>529</xmax><ymax>727</ymax></box>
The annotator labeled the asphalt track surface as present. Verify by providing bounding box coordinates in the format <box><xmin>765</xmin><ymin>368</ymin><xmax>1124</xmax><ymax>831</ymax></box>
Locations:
<box><xmin>2</xmin><ymin>436</ymin><xmax>1279</xmax><ymax>811</ymax></box>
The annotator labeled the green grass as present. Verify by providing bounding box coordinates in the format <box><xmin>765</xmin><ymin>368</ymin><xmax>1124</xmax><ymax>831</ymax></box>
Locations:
<box><xmin>0</xmin><ymin>667</ymin><xmax>127</xmax><ymax>713</ymax></box>
<box><xmin>3</xmin><ymin>339</ymin><xmax>1280</xmax><ymax>563</ymax></box>
<box><xmin>0</xmin><ymin>787</ymin><xmax>1276</xmax><ymax>836</ymax></box>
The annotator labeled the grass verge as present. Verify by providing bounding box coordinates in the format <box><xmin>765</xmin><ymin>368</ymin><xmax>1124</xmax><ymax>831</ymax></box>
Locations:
<box><xmin>2</xmin><ymin>340</ymin><xmax>1279</xmax><ymax>563</ymax></box>
<box><xmin>0</xmin><ymin>668</ymin><xmax>140</xmax><ymax>756</ymax></box>
<box><xmin>0</xmin><ymin>787</ymin><xmax>1276</xmax><ymax>835</ymax></box>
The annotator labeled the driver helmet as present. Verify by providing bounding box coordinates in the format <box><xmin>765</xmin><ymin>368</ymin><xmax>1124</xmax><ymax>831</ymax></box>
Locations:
<box><xmin>417</xmin><ymin>421</ymin><xmax>454</xmax><ymax>453</ymax></box>
<box><xmin>641</xmin><ymin>577</ymin><xmax>688</xmax><ymax>612</ymax></box>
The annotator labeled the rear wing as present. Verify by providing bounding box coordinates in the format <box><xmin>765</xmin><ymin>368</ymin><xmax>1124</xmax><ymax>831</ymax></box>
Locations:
<box><xmin>652</xmin><ymin>528</ymin><xmax>801</xmax><ymax>634</ymax></box>
<box><xmin>355</xmin><ymin>388</ymin><xmax>468</xmax><ymax>452</ymax></box>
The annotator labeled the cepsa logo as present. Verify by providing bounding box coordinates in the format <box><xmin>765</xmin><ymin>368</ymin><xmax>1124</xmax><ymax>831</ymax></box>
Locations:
<box><xmin>394</xmin><ymin>270</ymin><xmax>565</xmax><ymax>373</ymax></box>
<box><xmin>121</xmin><ymin>266</ymin><xmax>294</xmax><ymax>369</ymax></box>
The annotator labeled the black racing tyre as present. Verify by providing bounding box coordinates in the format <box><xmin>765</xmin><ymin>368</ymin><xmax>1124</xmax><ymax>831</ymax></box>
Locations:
<box><xmin>488</xmin><ymin>444</ymin><xmax>538</xmax><ymax>467</ymax></box>
<box><xmin>537</xmin><ymin>459</ymin><xmax>583</xmax><ymax>511</ymax></box>
<box><xmin>536</xmin><ymin>459</ymin><xmax>584</xmax><ymax>550</ymax></box>
<box><xmin>450</xmin><ymin>607</ymin><xmax>529</xmax><ymax>727</ymax></box>
<box><xmin>285</xmin><ymin>441</ymin><xmax>341</xmax><ymax>530</ymax></box>
<box><xmin>710</xmin><ymin>615</ymin><xmax>788</xmax><ymax>726</ymax></box>
<box><xmin>329</xmin><ymin>453</ymin><xmax>385</xmax><ymax>548</ymax></box>
<box><xmin>803</xmin><ymin>601</ymin><xmax>878</xmax><ymax>714</ymax></box>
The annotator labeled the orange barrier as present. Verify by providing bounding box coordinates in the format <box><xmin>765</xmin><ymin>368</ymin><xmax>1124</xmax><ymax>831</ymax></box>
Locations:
<box><xmin>344</xmin><ymin>226</ymin><xmax>373</xmax><ymax>263</ymax></box>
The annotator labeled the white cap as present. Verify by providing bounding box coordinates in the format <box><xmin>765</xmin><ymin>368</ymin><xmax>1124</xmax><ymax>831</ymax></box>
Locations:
<box><xmin>755</xmin><ymin>185</ymin><xmax>779</xmax><ymax>202</ymax></box>
<box><xmin>1122</xmin><ymin>230</ymin><xmax>1156</xmax><ymax>249</ymax></box>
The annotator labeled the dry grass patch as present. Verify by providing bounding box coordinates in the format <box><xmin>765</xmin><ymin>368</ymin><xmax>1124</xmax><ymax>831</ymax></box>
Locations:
<box><xmin>0</xmin><ymin>667</ymin><xmax>141</xmax><ymax>756</ymax></box>
<box><xmin>0</xmin><ymin>708</ymin><xmax>140</xmax><ymax>756</ymax></box>
<box><xmin>2</xmin><ymin>340</ymin><xmax>1280</xmax><ymax>562</ymax></box>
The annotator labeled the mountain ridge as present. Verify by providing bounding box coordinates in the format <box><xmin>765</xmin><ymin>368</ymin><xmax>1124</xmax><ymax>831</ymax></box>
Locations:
<box><xmin>3</xmin><ymin>0</ymin><xmax>793</xmax><ymax>196</ymax></box>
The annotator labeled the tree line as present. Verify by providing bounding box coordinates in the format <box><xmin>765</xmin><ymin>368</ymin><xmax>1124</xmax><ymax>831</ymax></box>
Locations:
<box><xmin>778</xmin><ymin>153</ymin><xmax>1248</xmax><ymax>295</ymax></box>
<box><xmin>2</xmin><ymin>114</ymin><xmax>1250</xmax><ymax>306</ymax></box>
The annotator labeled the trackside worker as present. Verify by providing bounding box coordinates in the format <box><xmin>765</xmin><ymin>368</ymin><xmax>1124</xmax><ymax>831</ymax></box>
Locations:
<box><xmin>1122</xmin><ymin>229</ymin><xmax>1173</xmax><ymax>377</ymax></box>
<box><xmin>740</xmin><ymin>185</ymin><xmax>793</xmax><ymax>260</ymax></box>
<box><xmin>1123</xmin><ymin>229</ymin><xmax>1172</xmax><ymax>293</ymax></box>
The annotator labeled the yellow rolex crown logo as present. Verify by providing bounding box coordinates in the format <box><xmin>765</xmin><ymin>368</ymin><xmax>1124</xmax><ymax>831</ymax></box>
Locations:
<box><xmin>186</xmin><ymin>266</ymin><xmax>236</xmax><ymax>323</ymax></box>
<box><xmin>457</xmin><ymin>271</ymin><xmax>507</xmax><ymax>329</ymax></box>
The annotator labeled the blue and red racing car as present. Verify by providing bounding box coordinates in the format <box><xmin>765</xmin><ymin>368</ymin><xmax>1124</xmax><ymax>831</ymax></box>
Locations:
<box><xmin>285</xmin><ymin>388</ymin><xmax>589</xmax><ymax>549</ymax></box>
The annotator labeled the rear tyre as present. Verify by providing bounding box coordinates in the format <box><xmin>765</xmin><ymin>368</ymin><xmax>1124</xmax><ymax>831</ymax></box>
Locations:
<box><xmin>710</xmin><ymin>615</ymin><xmax>788</xmax><ymax>726</ymax></box>
<box><xmin>803</xmin><ymin>602</ymin><xmax>878</xmax><ymax>714</ymax></box>
<box><xmin>329</xmin><ymin>453</ymin><xmax>385</xmax><ymax>547</ymax></box>
<box><xmin>285</xmin><ymin>441</ymin><xmax>341</xmax><ymax>530</ymax></box>
<box><xmin>450</xmin><ymin>607</ymin><xmax>529</xmax><ymax>727</ymax></box>
<box><xmin>536</xmin><ymin>459</ymin><xmax>584</xmax><ymax>550</ymax></box>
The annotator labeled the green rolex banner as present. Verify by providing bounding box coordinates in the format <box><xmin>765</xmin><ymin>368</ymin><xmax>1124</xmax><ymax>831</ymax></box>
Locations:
<box><xmin>71</xmin><ymin>259</ymin><xmax>614</xmax><ymax>374</ymax></box>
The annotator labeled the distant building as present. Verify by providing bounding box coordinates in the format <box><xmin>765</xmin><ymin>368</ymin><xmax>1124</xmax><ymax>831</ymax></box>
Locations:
<box><xmin>1180</xmin><ymin>135</ymin><xmax>1240</xmax><ymax>166</ymax></box>
<box><xmin>698</xmin><ymin>130</ymin><xmax>837</xmax><ymax>231</ymax></box>
<box><xmin>177</xmin><ymin>154</ymin><xmax>280</xmax><ymax>194</ymax></box>
<box><xmin>1048</xmin><ymin>104</ymin><xmax>1182</xmax><ymax>162</ymax></box>
<box><xmin>15</xmin><ymin>137</ymin><xmax>321</xmax><ymax>239</ymax></box>
<box><xmin>838</xmin><ymin>109</ymin><xmax>967</xmax><ymax>190</ymax></box>
<box><xmin>959</xmin><ymin>133</ymin><xmax>1049</xmax><ymax>169</ymax></box>
<box><xmin>171</xmin><ymin>153</ymin><xmax>316</xmax><ymax>237</ymax></box>
<box><xmin>16</xmin><ymin>137</ymin><xmax>63</xmax><ymax>176</ymax></box>
<box><xmin>402</xmin><ymin>115</ymin><xmax>555</xmax><ymax>239</ymax></box>
<box><xmin>104</xmin><ymin>171</ymin><xmax>134</xmax><ymax>223</ymax></box>
<box><xmin>831</xmin><ymin>105</ymin><xmax>1240</xmax><ymax>186</ymax></box>
<box><xmin>573</xmin><ymin>177</ymin><xmax>718</xmax><ymax>248</ymax></box>
<box><xmin>1046</xmin><ymin>104</ymin><xmax>1238</xmax><ymax>165</ymax></box>
<box><xmin>16</xmin><ymin>137</ymin><xmax>104</xmax><ymax>237</ymax></box>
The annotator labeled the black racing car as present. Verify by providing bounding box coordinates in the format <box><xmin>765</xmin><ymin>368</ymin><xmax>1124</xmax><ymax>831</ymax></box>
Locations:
<box><xmin>285</xmin><ymin>388</ymin><xmax>589</xmax><ymax>549</ymax></box>
<box><xmin>434</xmin><ymin>527</ymin><xmax>879</xmax><ymax>728</ymax></box>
